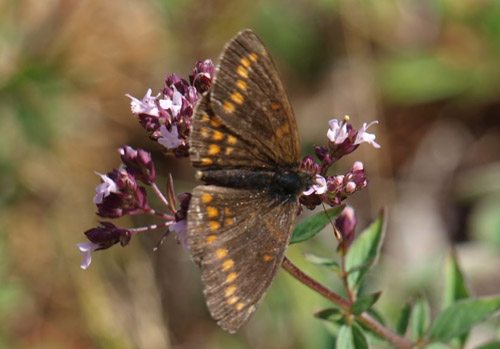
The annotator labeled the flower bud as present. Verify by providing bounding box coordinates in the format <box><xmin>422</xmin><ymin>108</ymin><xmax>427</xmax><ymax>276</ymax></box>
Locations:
<box><xmin>119</xmin><ymin>146</ymin><xmax>156</xmax><ymax>185</ymax></box>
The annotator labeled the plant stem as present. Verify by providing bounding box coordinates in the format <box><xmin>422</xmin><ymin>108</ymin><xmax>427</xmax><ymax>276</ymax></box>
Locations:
<box><xmin>152</xmin><ymin>182</ymin><xmax>171</xmax><ymax>211</ymax></box>
<box><xmin>281</xmin><ymin>257</ymin><xmax>413</xmax><ymax>349</ymax></box>
<box><xmin>340</xmin><ymin>253</ymin><xmax>355</xmax><ymax>303</ymax></box>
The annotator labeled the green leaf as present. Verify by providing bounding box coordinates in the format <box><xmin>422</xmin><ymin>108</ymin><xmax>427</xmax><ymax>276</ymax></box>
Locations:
<box><xmin>429</xmin><ymin>296</ymin><xmax>500</xmax><ymax>342</ymax></box>
<box><xmin>443</xmin><ymin>248</ymin><xmax>470</xmax><ymax>347</ymax></box>
<box><xmin>477</xmin><ymin>341</ymin><xmax>500</xmax><ymax>349</ymax></box>
<box><xmin>347</xmin><ymin>259</ymin><xmax>375</xmax><ymax>274</ymax></box>
<box><xmin>315</xmin><ymin>308</ymin><xmax>342</xmax><ymax>322</ymax></box>
<box><xmin>443</xmin><ymin>248</ymin><xmax>469</xmax><ymax>308</ymax></box>
<box><xmin>336</xmin><ymin>324</ymin><xmax>369</xmax><ymax>349</ymax></box>
<box><xmin>345</xmin><ymin>209</ymin><xmax>386</xmax><ymax>290</ymax></box>
<box><xmin>351</xmin><ymin>323</ymin><xmax>369</xmax><ymax>349</ymax></box>
<box><xmin>395</xmin><ymin>301</ymin><xmax>412</xmax><ymax>336</ymax></box>
<box><xmin>304</xmin><ymin>253</ymin><xmax>341</xmax><ymax>273</ymax></box>
<box><xmin>410</xmin><ymin>295</ymin><xmax>430</xmax><ymax>341</ymax></box>
<box><xmin>337</xmin><ymin>325</ymin><xmax>354</xmax><ymax>349</ymax></box>
<box><xmin>291</xmin><ymin>206</ymin><xmax>345</xmax><ymax>244</ymax></box>
<box><xmin>351</xmin><ymin>292</ymin><xmax>382</xmax><ymax>315</ymax></box>
<box><xmin>424</xmin><ymin>344</ymin><xmax>449</xmax><ymax>349</ymax></box>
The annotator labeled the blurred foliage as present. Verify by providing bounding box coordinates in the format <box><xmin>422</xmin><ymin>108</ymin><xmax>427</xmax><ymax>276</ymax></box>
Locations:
<box><xmin>1</xmin><ymin>0</ymin><xmax>500</xmax><ymax>348</ymax></box>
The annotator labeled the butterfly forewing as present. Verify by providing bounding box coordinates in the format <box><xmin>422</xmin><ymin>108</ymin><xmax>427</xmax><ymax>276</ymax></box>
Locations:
<box><xmin>188</xmin><ymin>185</ymin><xmax>298</xmax><ymax>332</ymax></box>
<box><xmin>210</xmin><ymin>29</ymin><xmax>301</xmax><ymax>167</ymax></box>
<box><xmin>190</xmin><ymin>92</ymin><xmax>276</xmax><ymax>169</ymax></box>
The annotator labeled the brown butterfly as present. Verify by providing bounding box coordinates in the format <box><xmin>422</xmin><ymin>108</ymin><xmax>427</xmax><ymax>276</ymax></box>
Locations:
<box><xmin>187</xmin><ymin>29</ymin><xmax>312</xmax><ymax>332</ymax></box>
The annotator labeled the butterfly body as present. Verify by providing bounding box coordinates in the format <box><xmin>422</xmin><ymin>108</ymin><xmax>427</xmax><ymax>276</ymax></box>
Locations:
<box><xmin>187</xmin><ymin>29</ymin><xmax>311</xmax><ymax>332</ymax></box>
<box><xmin>196</xmin><ymin>167</ymin><xmax>309</xmax><ymax>198</ymax></box>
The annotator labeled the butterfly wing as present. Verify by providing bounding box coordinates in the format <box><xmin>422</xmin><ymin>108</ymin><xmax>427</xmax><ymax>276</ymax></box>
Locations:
<box><xmin>190</xmin><ymin>29</ymin><xmax>301</xmax><ymax>169</ymax></box>
<box><xmin>190</xmin><ymin>92</ymin><xmax>276</xmax><ymax>169</ymax></box>
<box><xmin>188</xmin><ymin>29</ymin><xmax>304</xmax><ymax>332</ymax></box>
<box><xmin>188</xmin><ymin>185</ymin><xmax>298</xmax><ymax>332</ymax></box>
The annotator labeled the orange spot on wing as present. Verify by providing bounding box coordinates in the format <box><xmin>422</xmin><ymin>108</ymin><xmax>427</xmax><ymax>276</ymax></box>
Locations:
<box><xmin>210</xmin><ymin>116</ymin><xmax>223</xmax><ymax>128</ymax></box>
<box><xmin>224</xmin><ymin>101</ymin><xmax>235</xmax><ymax>113</ymax></box>
<box><xmin>201</xmin><ymin>193</ymin><xmax>213</xmax><ymax>203</ymax></box>
<box><xmin>200</xmin><ymin>127</ymin><xmax>210</xmax><ymax>138</ymax></box>
<box><xmin>235</xmin><ymin>302</ymin><xmax>245</xmax><ymax>311</ymax></box>
<box><xmin>208</xmin><ymin>144</ymin><xmax>221</xmax><ymax>155</ymax></box>
<box><xmin>222</xmin><ymin>259</ymin><xmax>234</xmax><ymax>271</ymax></box>
<box><xmin>225</xmin><ymin>147</ymin><xmax>234</xmax><ymax>155</ymax></box>
<box><xmin>226</xmin><ymin>272</ymin><xmax>238</xmax><ymax>283</ymax></box>
<box><xmin>201</xmin><ymin>158</ymin><xmax>213</xmax><ymax>166</ymax></box>
<box><xmin>206</xmin><ymin>235</ymin><xmax>217</xmax><ymax>244</ymax></box>
<box><xmin>225</xmin><ymin>285</ymin><xmax>237</xmax><ymax>297</ymax></box>
<box><xmin>201</xmin><ymin>113</ymin><xmax>210</xmax><ymax>122</ymax></box>
<box><xmin>206</xmin><ymin>206</ymin><xmax>219</xmax><ymax>218</ymax></box>
<box><xmin>216</xmin><ymin>248</ymin><xmax>228</xmax><ymax>259</ymax></box>
<box><xmin>225</xmin><ymin>218</ymin><xmax>234</xmax><ymax>226</ymax></box>
<box><xmin>212</xmin><ymin>130</ymin><xmax>224</xmax><ymax>141</ymax></box>
<box><xmin>263</xmin><ymin>254</ymin><xmax>273</xmax><ymax>262</ymax></box>
<box><xmin>209</xmin><ymin>221</ymin><xmax>221</xmax><ymax>231</ymax></box>
<box><xmin>236</xmin><ymin>79</ymin><xmax>247</xmax><ymax>91</ymax></box>
<box><xmin>275</xmin><ymin>124</ymin><xmax>290</xmax><ymax>138</ymax></box>
<box><xmin>227</xmin><ymin>135</ymin><xmax>237</xmax><ymax>145</ymax></box>
<box><xmin>249</xmin><ymin>52</ymin><xmax>258</xmax><ymax>62</ymax></box>
<box><xmin>231</xmin><ymin>91</ymin><xmax>244</xmax><ymax>104</ymax></box>
<box><xmin>240</xmin><ymin>57</ymin><xmax>251</xmax><ymax>68</ymax></box>
<box><xmin>227</xmin><ymin>296</ymin><xmax>239</xmax><ymax>305</ymax></box>
<box><xmin>237</xmin><ymin>65</ymin><xmax>248</xmax><ymax>79</ymax></box>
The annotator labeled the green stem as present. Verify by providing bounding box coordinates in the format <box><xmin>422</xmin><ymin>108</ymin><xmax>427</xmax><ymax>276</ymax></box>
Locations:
<box><xmin>281</xmin><ymin>257</ymin><xmax>413</xmax><ymax>349</ymax></box>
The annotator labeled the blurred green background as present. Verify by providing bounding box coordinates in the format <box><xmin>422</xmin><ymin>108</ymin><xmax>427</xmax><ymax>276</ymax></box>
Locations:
<box><xmin>1</xmin><ymin>0</ymin><xmax>500</xmax><ymax>348</ymax></box>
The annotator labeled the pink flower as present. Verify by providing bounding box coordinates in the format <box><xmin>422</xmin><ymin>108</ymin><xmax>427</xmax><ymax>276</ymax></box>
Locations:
<box><xmin>327</xmin><ymin>119</ymin><xmax>349</xmax><ymax>144</ymax></box>
<box><xmin>158</xmin><ymin>125</ymin><xmax>180</xmax><ymax>149</ymax></box>
<box><xmin>159</xmin><ymin>88</ymin><xmax>183</xmax><ymax>118</ymax></box>
<box><xmin>355</xmin><ymin>121</ymin><xmax>380</xmax><ymax>148</ymax></box>
<box><xmin>94</xmin><ymin>172</ymin><xmax>118</xmax><ymax>204</ymax></box>
<box><xmin>126</xmin><ymin>89</ymin><xmax>161</xmax><ymax>116</ymax></box>
<box><xmin>170</xmin><ymin>219</ymin><xmax>188</xmax><ymax>250</ymax></box>
<box><xmin>77</xmin><ymin>242</ymin><xmax>99</xmax><ymax>269</ymax></box>
<box><xmin>303</xmin><ymin>174</ymin><xmax>328</xmax><ymax>196</ymax></box>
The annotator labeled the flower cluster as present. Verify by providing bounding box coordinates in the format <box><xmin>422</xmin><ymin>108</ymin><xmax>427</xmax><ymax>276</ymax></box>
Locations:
<box><xmin>126</xmin><ymin>59</ymin><xmax>214</xmax><ymax>158</ymax></box>
<box><xmin>78</xmin><ymin>145</ymin><xmax>190</xmax><ymax>269</ymax></box>
<box><xmin>299</xmin><ymin>116</ymin><xmax>379</xmax><ymax>211</ymax></box>
<box><xmin>314</xmin><ymin>116</ymin><xmax>380</xmax><ymax>174</ymax></box>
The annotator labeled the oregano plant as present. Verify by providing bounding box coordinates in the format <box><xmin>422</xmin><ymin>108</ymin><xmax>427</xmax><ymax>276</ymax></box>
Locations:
<box><xmin>77</xmin><ymin>32</ymin><xmax>500</xmax><ymax>348</ymax></box>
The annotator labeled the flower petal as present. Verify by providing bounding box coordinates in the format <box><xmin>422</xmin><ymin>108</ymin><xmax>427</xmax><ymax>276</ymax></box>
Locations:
<box><xmin>77</xmin><ymin>242</ymin><xmax>99</xmax><ymax>269</ymax></box>
<box><xmin>158</xmin><ymin>125</ymin><xmax>180</xmax><ymax>149</ymax></box>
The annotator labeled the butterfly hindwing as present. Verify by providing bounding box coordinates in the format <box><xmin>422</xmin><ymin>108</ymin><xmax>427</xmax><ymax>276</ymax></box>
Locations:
<box><xmin>187</xmin><ymin>185</ymin><xmax>298</xmax><ymax>332</ymax></box>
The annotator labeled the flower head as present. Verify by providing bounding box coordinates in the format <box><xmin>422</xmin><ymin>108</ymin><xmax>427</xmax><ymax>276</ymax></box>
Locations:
<box><xmin>189</xmin><ymin>59</ymin><xmax>215</xmax><ymax>92</ymax></box>
<box><xmin>126</xmin><ymin>60</ymin><xmax>214</xmax><ymax>158</ymax></box>
<box><xmin>300</xmin><ymin>161</ymin><xmax>368</xmax><ymax>210</ymax></box>
<box><xmin>78</xmin><ymin>222</ymin><xmax>132</xmax><ymax>269</ymax></box>
<box><xmin>119</xmin><ymin>146</ymin><xmax>156</xmax><ymax>185</ymax></box>
<box><xmin>94</xmin><ymin>169</ymin><xmax>149</xmax><ymax>218</ymax></box>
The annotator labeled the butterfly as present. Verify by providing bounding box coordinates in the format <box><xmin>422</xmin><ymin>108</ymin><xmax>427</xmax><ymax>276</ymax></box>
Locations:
<box><xmin>187</xmin><ymin>29</ymin><xmax>312</xmax><ymax>333</ymax></box>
